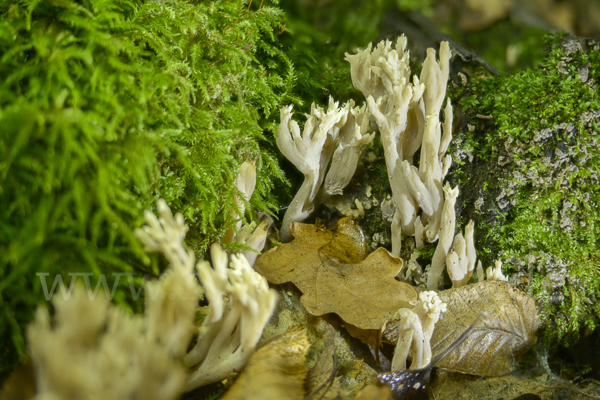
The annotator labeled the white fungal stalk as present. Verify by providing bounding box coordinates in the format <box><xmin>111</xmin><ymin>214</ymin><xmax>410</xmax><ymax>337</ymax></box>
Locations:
<box><xmin>185</xmin><ymin>243</ymin><xmax>277</xmax><ymax>390</ymax></box>
<box><xmin>346</xmin><ymin>37</ymin><xmax>453</xmax><ymax>258</ymax></box>
<box><xmin>391</xmin><ymin>291</ymin><xmax>447</xmax><ymax>370</ymax></box>
<box><xmin>277</xmin><ymin>98</ymin><xmax>374</xmax><ymax>241</ymax></box>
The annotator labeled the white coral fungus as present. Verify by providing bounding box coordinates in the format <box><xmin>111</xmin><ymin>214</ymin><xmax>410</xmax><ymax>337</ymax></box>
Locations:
<box><xmin>391</xmin><ymin>291</ymin><xmax>447</xmax><ymax>371</ymax></box>
<box><xmin>184</xmin><ymin>243</ymin><xmax>278</xmax><ymax>390</ymax></box>
<box><xmin>28</xmin><ymin>284</ymin><xmax>189</xmax><ymax>400</ymax></box>
<box><xmin>27</xmin><ymin>199</ymin><xmax>278</xmax><ymax>398</ymax></box>
<box><xmin>276</xmin><ymin>98</ymin><xmax>374</xmax><ymax>241</ymax></box>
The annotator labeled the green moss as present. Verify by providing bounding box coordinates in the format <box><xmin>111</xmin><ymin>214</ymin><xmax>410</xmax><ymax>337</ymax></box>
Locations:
<box><xmin>0</xmin><ymin>0</ymin><xmax>304</xmax><ymax>383</ymax></box>
<box><xmin>450</xmin><ymin>33</ymin><xmax>600</xmax><ymax>345</ymax></box>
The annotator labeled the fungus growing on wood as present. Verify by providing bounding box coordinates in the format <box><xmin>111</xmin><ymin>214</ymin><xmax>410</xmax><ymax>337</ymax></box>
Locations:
<box><xmin>27</xmin><ymin>200</ymin><xmax>203</xmax><ymax>400</ymax></box>
<box><xmin>346</xmin><ymin>37</ymin><xmax>453</xmax><ymax>257</ymax></box>
<box><xmin>222</xmin><ymin>160</ymin><xmax>257</xmax><ymax>245</ymax></box>
<box><xmin>137</xmin><ymin>201</ymin><xmax>277</xmax><ymax>391</ymax></box>
<box><xmin>276</xmin><ymin>100</ymin><xmax>347</xmax><ymax>241</ymax></box>
<box><xmin>427</xmin><ymin>183</ymin><xmax>459</xmax><ymax>289</ymax></box>
<box><xmin>276</xmin><ymin>98</ymin><xmax>374</xmax><ymax>242</ymax></box>
<box><xmin>324</xmin><ymin>102</ymin><xmax>375</xmax><ymax>196</ymax></box>
<box><xmin>477</xmin><ymin>259</ymin><xmax>508</xmax><ymax>282</ymax></box>
<box><xmin>28</xmin><ymin>284</ymin><xmax>189</xmax><ymax>400</ymax></box>
<box><xmin>446</xmin><ymin>220</ymin><xmax>477</xmax><ymax>288</ymax></box>
<box><xmin>220</xmin><ymin>160</ymin><xmax>272</xmax><ymax>267</ymax></box>
<box><xmin>185</xmin><ymin>243</ymin><xmax>278</xmax><ymax>390</ymax></box>
<box><xmin>391</xmin><ymin>291</ymin><xmax>447</xmax><ymax>371</ymax></box>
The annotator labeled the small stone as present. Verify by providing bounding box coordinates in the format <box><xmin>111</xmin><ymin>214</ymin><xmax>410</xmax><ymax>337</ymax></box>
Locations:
<box><xmin>557</xmin><ymin>61</ymin><xmax>569</xmax><ymax>75</ymax></box>
<box><xmin>380</xmin><ymin>198</ymin><xmax>395</xmax><ymax>223</ymax></box>
<box><xmin>555</xmin><ymin>148</ymin><xmax>568</xmax><ymax>159</ymax></box>
<box><xmin>561</xmin><ymin>38</ymin><xmax>581</xmax><ymax>55</ymax></box>
<box><xmin>534</xmin><ymin>128</ymin><xmax>553</xmax><ymax>142</ymax></box>
<box><xmin>555</xmin><ymin>122</ymin><xmax>567</xmax><ymax>130</ymax></box>
<box><xmin>578</xmin><ymin>66</ymin><xmax>589</xmax><ymax>83</ymax></box>
<box><xmin>475</xmin><ymin>196</ymin><xmax>484</xmax><ymax>211</ymax></box>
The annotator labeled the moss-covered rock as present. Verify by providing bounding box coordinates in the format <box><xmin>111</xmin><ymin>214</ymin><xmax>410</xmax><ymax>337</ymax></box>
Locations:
<box><xmin>449</xmin><ymin>34</ymin><xmax>600</xmax><ymax>346</ymax></box>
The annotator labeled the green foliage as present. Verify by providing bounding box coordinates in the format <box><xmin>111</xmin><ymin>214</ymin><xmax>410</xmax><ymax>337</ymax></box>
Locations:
<box><xmin>0</xmin><ymin>0</ymin><xmax>299</xmax><ymax>383</ymax></box>
<box><xmin>280</xmin><ymin>0</ymin><xmax>397</xmax><ymax>108</ymax></box>
<box><xmin>453</xmin><ymin>33</ymin><xmax>600</xmax><ymax>345</ymax></box>
<box><xmin>396</xmin><ymin>0</ymin><xmax>433</xmax><ymax>16</ymax></box>
<box><xmin>150</xmin><ymin>0</ymin><xmax>295</xmax><ymax>252</ymax></box>
<box><xmin>445</xmin><ymin>20</ymin><xmax>547</xmax><ymax>73</ymax></box>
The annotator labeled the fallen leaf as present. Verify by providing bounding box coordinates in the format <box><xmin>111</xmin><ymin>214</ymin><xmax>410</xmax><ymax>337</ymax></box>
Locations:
<box><xmin>384</xmin><ymin>281</ymin><xmax>539</xmax><ymax>376</ymax></box>
<box><xmin>430</xmin><ymin>371</ymin><xmax>554</xmax><ymax>400</ymax></box>
<box><xmin>353</xmin><ymin>385</ymin><xmax>393</xmax><ymax>400</ymax></box>
<box><xmin>255</xmin><ymin>219</ymin><xmax>417</xmax><ymax>330</ymax></box>
<box><xmin>259</xmin><ymin>287</ymin><xmax>309</xmax><ymax>346</ymax></box>
<box><xmin>0</xmin><ymin>358</ymin><xmax>36</xmax><ymax>400</ymax></box>
<box><xmin>259</xmin><ymin>286</ymin><xmax>381</xmax><ymax>399</ymax></box>
<box><xmin>305</xmin><ymin>334</ymin><xmax>348</xmax><ymax>400</ymax></box>
<box><xmin>221</xmin><ymin>326</ymin><xmax>309</xmax><ymax>400</ymax></box>
<box><xmin>345</xmin><ymin>323</ymin><xmax>383</xmax><ymax>355</ymax></box>
<box><xmin>306</xmin><ymin>315</ymin><xmax>380</xmax><ymax>398</ymax></box>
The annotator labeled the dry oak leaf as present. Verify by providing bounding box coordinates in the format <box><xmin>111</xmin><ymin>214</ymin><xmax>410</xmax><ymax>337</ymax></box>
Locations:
<box><xmin>221</xmin><ymin>326</ymin><xmax>309</xmax><ymax>400</ymax></box>
<box><xmin>255</xmin><ymin>219</ymin><xmax>417</xmax><ymax>330</ymax></box>
<box><xmin>353</xmin><ymin>385</ymin><xmax>393</xmax><ymax>400</ymax></box>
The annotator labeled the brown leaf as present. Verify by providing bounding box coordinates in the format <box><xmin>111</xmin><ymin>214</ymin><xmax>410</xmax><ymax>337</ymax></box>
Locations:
<box><xmin>353</xmin><ymin>385</ymin><xmax>393</xmax><ymax>400</ymax></box>
<box><xmin>345</xmin><ymin>323</ymin><xmax>383</xmax><ymax>353</ymax></box>
<box><xmin>385</xmin><ymin>281</ymin><xmax>538</xmax><ymax>377</ymax></box>
<box><xmin>221</xmin><ymin>326</ymin><xmax>309</xmax><ymax>400</ymax></box>
<box><xmin>306</xmin><ymin>334</ymin><xmax>348</xmax><ymax>400</ymax></box>
<box><xmin>306</xmin><ymin>315</ymin><xmax>379</xmax><ymax>398</ymax></box>
<box><xmin>0</xmin><ymin>358</ymin><xmax>36</xmax><ymax>400</ymax></box>
<box><xmin>255</xmin><ymin>219</ymin><xmax>417</xmax><ymax>330</ymax></box>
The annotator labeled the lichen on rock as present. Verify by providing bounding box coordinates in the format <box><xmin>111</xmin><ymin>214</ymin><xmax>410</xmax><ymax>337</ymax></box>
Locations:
<box><xmin>448</xmin><ymin>33</ymin><xmax>600</xmax><ymax>345</ymax></box>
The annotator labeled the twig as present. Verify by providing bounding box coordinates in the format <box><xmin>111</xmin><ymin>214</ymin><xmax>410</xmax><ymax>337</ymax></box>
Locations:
<box><xmin>211</xmin><ymin>56</ymin><xmax>225</xmax><ymax>66</ymax></box>
<box><xmin>212</xmin><ymin>27</ymin><xmax>258</xmax><ymax>65</ymax></box>
<box><xmin>233</xmin><ymin>28</ymin><xmax>257</xmax><ymax>47</ymax></box>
